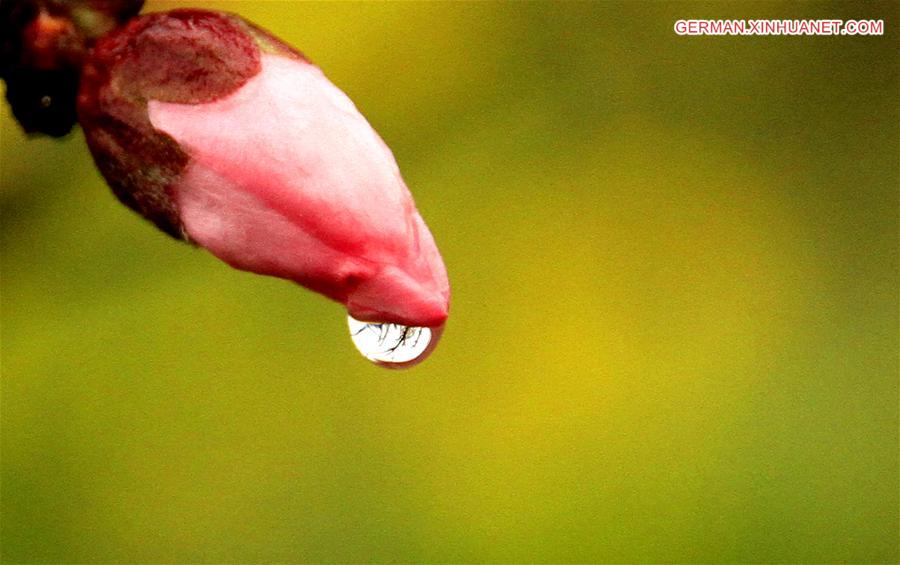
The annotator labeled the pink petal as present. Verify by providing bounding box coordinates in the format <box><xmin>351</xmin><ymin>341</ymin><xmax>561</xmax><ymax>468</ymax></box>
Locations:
<box><xmin>148</xmin><ymin>54</ymin><xmax>449</xmax><ymax>327</ymax></box>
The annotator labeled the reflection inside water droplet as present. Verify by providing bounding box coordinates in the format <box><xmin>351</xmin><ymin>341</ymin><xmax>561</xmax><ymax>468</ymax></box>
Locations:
<box><xmin>347</xmin><ymin>315</ymin><xmax>440</xmax><ymax>368</ymax></box>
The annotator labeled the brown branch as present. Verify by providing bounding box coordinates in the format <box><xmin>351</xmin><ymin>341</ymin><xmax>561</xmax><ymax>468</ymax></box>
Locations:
<box><xmin>0</xmin><ymin>0</ymin><xmax>144</xmax><ymax>136</ymax></box>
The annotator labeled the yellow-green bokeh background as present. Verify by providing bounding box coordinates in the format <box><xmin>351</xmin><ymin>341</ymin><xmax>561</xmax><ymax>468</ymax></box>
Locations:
<box><xmin>2</xmin><ymin>1</ymin><xmax>897</xmax><ymax>562</ymax></box>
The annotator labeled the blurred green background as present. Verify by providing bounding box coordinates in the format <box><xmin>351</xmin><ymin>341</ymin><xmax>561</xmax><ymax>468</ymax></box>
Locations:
<box><xmin>2</xmin><ymin>1</ymin><xmax>897</xmax><ymax>562</ymax></box>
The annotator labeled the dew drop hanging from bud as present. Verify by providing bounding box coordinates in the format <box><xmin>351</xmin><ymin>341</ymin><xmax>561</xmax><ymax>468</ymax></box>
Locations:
<box><xmin>71</xmin><ymin>8</ymin><xmax>451</xmax><ymax>364</ymax></box>
<box><xmin>347</xmin><ymin>315</ymin><xmax>443</xmax><ymax>369</ymax></box>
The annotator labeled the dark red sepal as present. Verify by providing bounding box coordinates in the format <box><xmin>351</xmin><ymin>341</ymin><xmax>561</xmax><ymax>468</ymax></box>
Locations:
<box><xmin>77</xmin><ymin>9</ymin><xmax>263</xmax><ymax>238</ymax></box>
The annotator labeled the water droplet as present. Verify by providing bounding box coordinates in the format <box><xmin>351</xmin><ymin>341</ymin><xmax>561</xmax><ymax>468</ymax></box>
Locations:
<box><xmin>347</xmin><ymin>315</ymin><xmax>442</xmax><ymax>369</ymax></box>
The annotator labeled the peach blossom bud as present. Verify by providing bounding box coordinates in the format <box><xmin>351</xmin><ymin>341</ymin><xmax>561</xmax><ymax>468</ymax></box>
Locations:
<box><xmin>77</xmin><ymin>10</ymin><xmax>449</xmax><ymax>330</ymax></box>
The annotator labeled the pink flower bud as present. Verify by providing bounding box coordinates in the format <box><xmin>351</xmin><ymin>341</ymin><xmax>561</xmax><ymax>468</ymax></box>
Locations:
<box><xmin>77</xmin><ymin>10</ymin><xmax>449</xmax><ymax>329</ymax></box>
